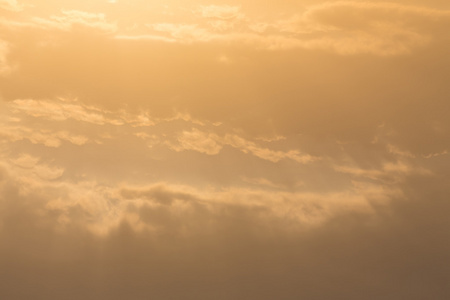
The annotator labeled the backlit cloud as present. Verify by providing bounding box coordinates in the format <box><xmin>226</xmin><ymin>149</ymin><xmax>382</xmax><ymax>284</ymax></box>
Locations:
<box><xmin>0</xmin><ymin>1</ymin><xmax>449</xmax><ymax>299</ymax></box>
<box><xmin>114</xmin><ymin>2</ymin><xmax>450</xmax><ymax>54</ymax></box>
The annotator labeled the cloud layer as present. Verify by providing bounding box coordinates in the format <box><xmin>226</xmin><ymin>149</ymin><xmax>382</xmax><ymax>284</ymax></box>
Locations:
<box><xmin>0</xmin><ymin>1</ymin><xmax>449</xmax><ymax>299</ymax></box>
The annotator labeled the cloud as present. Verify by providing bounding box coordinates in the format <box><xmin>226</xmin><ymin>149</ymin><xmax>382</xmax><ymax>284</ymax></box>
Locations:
<box><xmin>10</xmin><ymin>98</ymin><xmax>108</xmax><ymax>124</ymax></box>
<box><xmin>120</xmin><ymin>184</ymin><xmax>201</xmax><ymax>205</ymax></box>
<box><xmin>0</xmin><ymin>99</ymin><xmax>101</xmax><ymax>147</ymax></box>
<box><xmin>6</xmin><ymin>98</ymin><xmax>208</xmax><ymax>128</ymax></box>
<box><xmin>0</xmin><ymin>0</ymin><xmax>24</xmax><ymax>12</ymax></box>
<box><xmin>8</xmin><ymin>154</ymin><xmax>64</xmax><ymax>180</ymax></box>
<box><xmin>116</xmin><ymin>2</ymin><xmax>450</xmax><ymax>55</ymax></box>
<box><xmin>251</xmin><ymin>1</ymin><xmax>450</xmax><ymax>54</ymax></box>
<box><xmin>0</xmin><ymin>125</ymin><xmax>90</xmax><ymax>148</ymax></box>
<box><xmin>1</xmin><ymin>2</ymin><xmax>449</xmax><ymax>56</ymax></box>
<box><xmin>10</xmin><ymin>154</ymin><xmax>39</xmax><ymax>168</ymax></box>
<box><xmin>334</xmin><ymin>159</ymin><xmax>430</xmax><ymax>182</ymax></box>
<box><xmin>303</xmin><ymin>1</ymin><xmax>450</xmax><ymax>32</ymax></box>
<box><xmin>0</xmin><ymin>156</ymin><xmax>448</xmax><ymax>299</ymax></box>
<box><xmin>1</xmin><ymin>4</ymin><xmax>448</xmax><ymax>159</ymax></box>
<box><xmin>199</xmin><ymin>5</ymin><xmax>242</xmax><ymax>20</ymax></box>
<box><xmin>0</xmin><ymin>1</ymin><xmax>449</xmax><ymax>298</ymax></box>
<box><xmin>289</xmin><ymin>1</ymin><xmax>450</xmax><ymax>55</ymax></box>
<box><xmin>0</xmin><ymin>158</ymin><xmax>396</xmax><ymax>237</ymax></box>
<box><xmin>197</xmin><ymin>5</ymin><xmax>244</xmax><ymax>31</ymax></box>
<box><xmin>166</xmin><ymin>128</ymin><xmax>317</xmax><ymax>163</ymax></box>
<box><xmin>33</xmin><ymin>163</ymin><xmax>64</xmax><ymax>180</ymax></box>
<box><xmin>3</xmin><ymin>97</ymin><xmax>318</xmax><ymax>165</ymax></box>
<box><xmin>0</xmin><ymin>9</ymin><xmax>116</xmax><ymax>33</ymax></box>
<box><xmin>223</xmin><ymin>134</ymin><xmax>317</xmax><ymax>163</ymax></box>
<box><xmin>33</xmin><ymin>10</ymin><xmax>117</xmax><ymax>32</ymax></box>
<box><xmin>173</xmin><ymin>128</ymin><xmax>222</xmax><ymax>155</ymax></box>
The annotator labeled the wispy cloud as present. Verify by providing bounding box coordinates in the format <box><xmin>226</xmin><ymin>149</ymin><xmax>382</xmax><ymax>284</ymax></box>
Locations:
<box><xmin>0</xmin><ymin>0</ymin><xmax>24</xmax><ymax>12</ymax></box>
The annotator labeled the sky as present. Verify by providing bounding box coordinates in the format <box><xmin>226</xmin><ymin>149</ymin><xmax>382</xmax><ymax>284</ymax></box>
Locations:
<box><xmin>0</xmin><ymin>0</ymin><xmax>449</xmax><ymax>299</ymax></box>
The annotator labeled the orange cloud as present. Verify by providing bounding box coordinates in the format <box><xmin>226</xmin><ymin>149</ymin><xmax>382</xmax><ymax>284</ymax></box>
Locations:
<box><xmin>0</xmin><ymin>0</ymin><xmax>24</xmax><ymax>12</ymax></box>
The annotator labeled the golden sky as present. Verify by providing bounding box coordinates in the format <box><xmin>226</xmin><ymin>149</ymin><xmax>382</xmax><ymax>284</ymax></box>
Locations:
<box><xmin>1</xmin><ymin>0</ymin><xmax>450</xmax><ymax>299</ymax></box>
